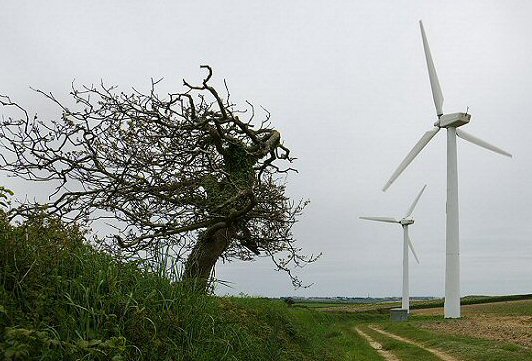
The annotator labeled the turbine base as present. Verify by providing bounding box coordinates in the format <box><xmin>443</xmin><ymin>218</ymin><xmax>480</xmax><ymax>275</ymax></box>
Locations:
<box><xmin>390</xmin><ymin>308</ymin><xmax>410</xmax><ymax>322</ymax></box>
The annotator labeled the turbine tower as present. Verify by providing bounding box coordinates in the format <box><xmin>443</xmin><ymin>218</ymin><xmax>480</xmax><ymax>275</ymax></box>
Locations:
<box><xmin>383</xmin><ymin>21</ymin><xmax>512</xmax><ymax>318</ymax></box>
<box><xmin>360</xmin><ymin>185</ymin><xmax>426</xmax><ymax>312</ymax></box>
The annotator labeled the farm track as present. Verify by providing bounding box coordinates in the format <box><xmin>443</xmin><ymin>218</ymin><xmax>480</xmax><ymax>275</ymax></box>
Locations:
<box><xmin>367</xmin><ymin>326</ymin><xmax>462</xmax><ymax>361</ymax></box>
<box><xmin>339</xmin><ymin>298</ymin><xmax>531</xmax><ymax>360</ymax></box>
<box><xmin>354</xmin><ymin>326</ymin><xmax>401</xmax><ymax>361</ymax></box>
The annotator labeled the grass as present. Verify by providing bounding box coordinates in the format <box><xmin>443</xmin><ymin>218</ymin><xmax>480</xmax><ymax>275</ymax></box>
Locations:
<box><xmin>358</xmin><ymin>324</ymin><xmax>441</xmax><ymax>361</ymax></box>
<box><xmin>330</xmin><ymin>318</ymin><xmax>387</xmax><ymax>361</ymax></box>
<box><xmin>380</xmin><ymin>321</ymin><xmax>532</xmax><ymax>361</ymax></box>
<box><xmin>0</xmin><ymin>212</ymin><xmax>387</xmax><ymax>361</ymax></box>
<box><xmin>360</xmin><ymin>298</ymin><xmax>532</xmax><ymax>360</ymax></box>
<box><xmin>306</xmin><ymin>294</ymin><xmax>532</xmax><ymax>360</ymax></box>
<box><xmin>1</xmin><ymin>210</ymin><xmax>530</xmax><ymax>360</ymax></box>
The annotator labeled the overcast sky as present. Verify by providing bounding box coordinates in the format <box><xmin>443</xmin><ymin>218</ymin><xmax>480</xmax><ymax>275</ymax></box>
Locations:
<box><xmin>1</xmin><ymin>1</ymin><xmax>531</xmax><ymax>298</ymax></box>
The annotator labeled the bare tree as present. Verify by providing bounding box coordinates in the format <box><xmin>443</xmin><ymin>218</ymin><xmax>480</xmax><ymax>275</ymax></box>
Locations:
<box><xmin>0</xmin><ymin>66</ymin><xmax>319</xmax><ymax>290</ymax></box>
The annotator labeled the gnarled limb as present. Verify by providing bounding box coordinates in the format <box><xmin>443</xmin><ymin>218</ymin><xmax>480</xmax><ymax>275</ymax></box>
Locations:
<box><xmin>0</xmin><ymin>66</ymin><xmax>318</xmax><ymax>291</ymax></box>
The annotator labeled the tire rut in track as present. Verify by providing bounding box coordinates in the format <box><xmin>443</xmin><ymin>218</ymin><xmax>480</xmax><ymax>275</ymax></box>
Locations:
<box><xmin>368</xmin><ymin>326</ymin><xmax>462</xmax><ymax>361</ymax></box>
<box><xmin>354</xmin><ymin>326</ymin><xmax>401</xmax><ymax>361</ymax></box>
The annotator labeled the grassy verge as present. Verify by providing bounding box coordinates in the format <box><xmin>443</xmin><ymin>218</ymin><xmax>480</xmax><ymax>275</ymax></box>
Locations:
<box><xmin>0</xmin><ymin>212</ymin><xmax>385</xmax><ymax>360</ymax></box>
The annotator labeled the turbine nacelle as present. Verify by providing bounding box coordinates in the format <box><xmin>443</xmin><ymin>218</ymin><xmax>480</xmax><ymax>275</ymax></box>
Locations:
<box><xmin>435</xmin><ymin>112</ymin><xmax>471</xmax><ymax>128</ymax></box>
<box><xmin>400</xmin><ymin>218</ymin><xmax>414</xmax><ymax>226</ymax></box>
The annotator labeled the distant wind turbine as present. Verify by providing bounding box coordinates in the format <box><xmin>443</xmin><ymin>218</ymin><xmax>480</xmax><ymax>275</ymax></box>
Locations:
<box><xmin>360</xmin><ymin>185</ymin><xmax>426</xmax><ymax>312</ymax></box>
<box><xmin>383</xmin><ymin>21</ymin><xmax>512</xmax><ymax>318</ymax></box>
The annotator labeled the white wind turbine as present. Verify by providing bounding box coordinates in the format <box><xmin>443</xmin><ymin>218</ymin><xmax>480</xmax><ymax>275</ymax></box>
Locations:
<box><xmin>383</xmin><ymin>21</ymin><xmax>512</xmax><ymax>318</ymax></box>
<box><xmin>360</xmin><ymin>185</ymin><xmax>426</xmax><ymax>312</ymax></box>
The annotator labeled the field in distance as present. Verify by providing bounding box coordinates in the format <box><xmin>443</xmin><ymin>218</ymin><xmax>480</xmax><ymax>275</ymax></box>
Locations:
<box><xmin>315</xmin><ymin>294</ymin><xmax>532</xmax><ymax>361</ymax></box>
<box><xmin>292</xmin><ymin>294</ymin><xmax>532</xmax><ymax>313</ymax></box>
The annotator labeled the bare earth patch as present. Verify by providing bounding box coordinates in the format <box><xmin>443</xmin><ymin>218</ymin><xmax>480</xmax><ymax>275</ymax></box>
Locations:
<box><xmin>418</xmin><ymin>315</ymin><xmax>532</xmax><ymax>349</ymax></box>
<box><xmin>413</xmin><ymin>300</ymin><xmax>532</xmax><ymax>349</ymax></box>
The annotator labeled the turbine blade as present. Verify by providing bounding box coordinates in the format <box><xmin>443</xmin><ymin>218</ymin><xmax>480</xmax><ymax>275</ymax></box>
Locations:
<box><xmin>406</xmin><ymin>231</ymin><xmax>420</xmax><ymax>264</ymax></box>
<box><xmin>382</xmin><ymin>128</ymin><xmax>440</xmax><ymax>191</ymax></box>
<box><xmin>420</xmin><ymin>20</ymin><xmax>444</xmax><ymax>116</ymax></box>
<box><xmin>359</xmin><ymin>216</ymin><xmax>399</xmax><ymax>224</ymax></box>
<box><xmin>405</xmin><ymin>185</ymin><xmax>427</xmax><ymax>218</ymax></box>
<box><xmin>456</xmin><ymin>129</ymin><xmax>512</xmax><ymax>158</ymax></box>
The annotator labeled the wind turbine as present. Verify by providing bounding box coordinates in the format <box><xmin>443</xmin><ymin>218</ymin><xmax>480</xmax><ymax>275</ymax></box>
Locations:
<box><xmin>383</xmin><ymin>21</ymin><xmax>512</xmax><ymax>318</ymax></box>
<box><xmin>360</xmin><ymin>185</ymin><xmax>426</xmax><ymax>312</ymax></box>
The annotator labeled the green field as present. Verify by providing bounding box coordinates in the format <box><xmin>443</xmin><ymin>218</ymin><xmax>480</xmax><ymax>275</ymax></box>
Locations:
<box><xmin>294</xmin><ymin>293</ymin><xmax>532</xmax><ymax>312</ymax></box>
<box><xmin>294</xmin><ymin>297</ymin><xmax>532</xmax><ymax>360</ymax></box>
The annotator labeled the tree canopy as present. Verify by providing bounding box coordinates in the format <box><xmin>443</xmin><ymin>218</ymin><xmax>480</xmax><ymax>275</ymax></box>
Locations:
<box><xmin>0</xmin><ymin>66</ymin><xmax>318</xmax><ymax>289</ymax></box>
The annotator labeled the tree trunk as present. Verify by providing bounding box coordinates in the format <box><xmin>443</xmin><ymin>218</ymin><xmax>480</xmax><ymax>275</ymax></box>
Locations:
<box><xmin>183</xmin><ymin>226</ymin><xmax>234</xmax><ymax>292</ymax></box>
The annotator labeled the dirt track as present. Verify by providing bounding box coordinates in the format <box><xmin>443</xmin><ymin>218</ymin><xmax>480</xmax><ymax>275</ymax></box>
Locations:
<box><xmin>355</xmin><ymin>327</ymin><xmax>400</xmax><ymax>361</ymax></box>
<box><xmin>368</xmin><ymin>326</ymin><xmax>462</xmax><ymax>361</ymax></box>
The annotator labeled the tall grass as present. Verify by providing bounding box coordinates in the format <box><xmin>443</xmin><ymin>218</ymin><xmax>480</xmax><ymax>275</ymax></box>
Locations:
<box><xmin>0</xmin><ymin>212</ymin><xmax>373</xmax><ymax>360</ymax></box>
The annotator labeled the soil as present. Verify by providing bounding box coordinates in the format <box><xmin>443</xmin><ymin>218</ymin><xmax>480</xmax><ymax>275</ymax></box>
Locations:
<box><xmin>413</xmin><ymin>301</ymin><xmax>532</xmax><ymax>349</ymax></box>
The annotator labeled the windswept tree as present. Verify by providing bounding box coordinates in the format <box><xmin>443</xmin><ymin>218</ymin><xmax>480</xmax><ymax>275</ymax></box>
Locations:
<box><xmin>0</xmin><ymin>66</ymin><xmax>318</xmax><ymax>290</ymax></box>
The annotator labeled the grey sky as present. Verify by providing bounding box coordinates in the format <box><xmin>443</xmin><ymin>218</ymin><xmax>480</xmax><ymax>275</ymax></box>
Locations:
<box><xmin>1</xmin><ymin>1</ymin><xmax>530</xmax><ymax>298</ymax></box>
